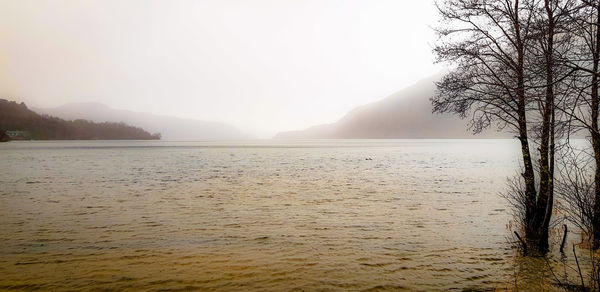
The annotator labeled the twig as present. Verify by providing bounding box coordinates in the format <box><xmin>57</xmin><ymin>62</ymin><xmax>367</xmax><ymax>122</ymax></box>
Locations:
<box><xmin>514</xmin><ymin>260</ymin><xmax>519</xmax><ymax>292</ymax></box>
<box><xmin>560</xmin><ymin>224</ymin><xmax>568</xmax><ymax>253</ymax></box>
<box><xmin>515</xmin><ymin>231</ymin><xmax>528</xmax><ymax>256</ymax></box>
<box><xmin>544</xmin><ymin>256</ymin><xmax>564</xmax><ymax>288</ymax></box>
<box><xmin>573</xmin><ymin>244</ymin><xmax>585</xmax><ymax>289</ymax></box>
<box><xmin>596</xmin><ymin>267</ymin><xmax>600</xmax><ymax>290</ymax></box>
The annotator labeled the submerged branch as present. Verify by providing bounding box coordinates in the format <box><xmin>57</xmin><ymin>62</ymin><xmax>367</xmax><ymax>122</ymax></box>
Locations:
<box><xmin>515</xmin><ymin>231</ymin><xmax>528</xmax><ymax>256</ymax></box>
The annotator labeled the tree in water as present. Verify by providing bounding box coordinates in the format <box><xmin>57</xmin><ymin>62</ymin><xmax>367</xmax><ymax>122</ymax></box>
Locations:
<box><xmin>558</xmin><ymin>0</ymin><xmax>600</xmax><ymax>249</ymax></box>
<box><xmin>432</xmin><ymin>0</ymin><xmax>576</xmax><ymax>253</ymax></box>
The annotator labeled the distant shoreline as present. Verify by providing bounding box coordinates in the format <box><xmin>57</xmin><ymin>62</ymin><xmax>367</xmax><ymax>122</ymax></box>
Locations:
<box><xmin>1</xmin><ymin>99</ymin><xmax>161</xmax><ymax>141</ymax></box>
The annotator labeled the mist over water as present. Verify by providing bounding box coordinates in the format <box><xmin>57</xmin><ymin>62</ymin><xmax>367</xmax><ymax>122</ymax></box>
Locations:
<box><xmin>0</xmin><ymin>139</ymin><xmax>574</xmax><ymax>290</ymax></box>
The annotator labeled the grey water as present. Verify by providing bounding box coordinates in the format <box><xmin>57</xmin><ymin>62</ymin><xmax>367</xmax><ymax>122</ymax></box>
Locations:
<box><xmin>0</xmin><ymin>139</ymin><xmax>571</xmax><ymax>290</ymax></box>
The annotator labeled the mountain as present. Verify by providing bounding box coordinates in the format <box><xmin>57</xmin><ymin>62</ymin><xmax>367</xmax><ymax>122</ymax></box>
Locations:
<box><xmin>34</xmin><ymin>103</ymin><xmax>250</xmax><ymax>141</ymax></box>
<box><xmin>275</xmin><ymin>74</ymin><xmax>508</xmax><ymax>139</ymax></box>
<box><xmin>0</xmin><ymin>99</ymin><xmax>160</xmax><ymax>140</ymax></box>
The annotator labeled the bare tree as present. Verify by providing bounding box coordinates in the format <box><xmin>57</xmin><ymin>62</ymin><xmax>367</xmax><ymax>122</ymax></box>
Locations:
<box><xmin>433</xmin><ymin>0</ymin><xmax>575</xmax><ymax>253</ymax></box>
<box><xmin>433</xmin><ymin>0</ymin><xmax>539</xmax><ymax>248</ymax></box>
<box><xmin>527</xmin><ymin>0</ymin><xmax>578</xmax><ymax>252</ymax></box>
<box><xmin>556</xmin><ymin>145</ymin><xmax>595</xmax><ymax>236</ymax></box>
<box><xmin>560</xmin><ymin>0</ymin><xmax>600</xmax><ymax>248</ymax></box>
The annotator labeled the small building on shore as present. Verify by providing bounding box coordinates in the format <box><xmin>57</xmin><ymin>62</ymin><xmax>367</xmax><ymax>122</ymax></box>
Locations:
<box><xmin>5</xmin><ymin>130</ymin><xmax>31</xmax><ymax>140</ymax></box>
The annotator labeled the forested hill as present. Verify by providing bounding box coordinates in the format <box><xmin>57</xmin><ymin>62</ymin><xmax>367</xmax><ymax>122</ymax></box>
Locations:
<box><xmin>275</xmin><ymin>74</ymin><xmax>507</xmax><ymax>139</ymax></box>
<box><xmin>276</xmin><ymin>73</ymin><xmax>510</xmax><ymax>139</ymax></box>
<box><xmin>0</xmin><ymin>99</ymin><xmax>161</xmax><ymax>140</ymax></box>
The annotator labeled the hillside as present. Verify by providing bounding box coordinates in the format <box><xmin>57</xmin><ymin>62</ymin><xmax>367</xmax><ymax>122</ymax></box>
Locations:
<box><xmin>0</xmin><ymin>99</ymin><xmax>160</xmax><ymax>140</ymax></box>
<box><xmin>35</xmin><ymin>103</ymin><xmax>250</xmax><ymax>141</ymax></box>
<box><xmin>275</xmin><ymin>74</ymin><xmax>508</xmax><ymax>139</ymax></box>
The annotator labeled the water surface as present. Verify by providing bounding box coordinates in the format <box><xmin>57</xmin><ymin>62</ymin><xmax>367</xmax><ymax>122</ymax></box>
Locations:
<box><xmin>0</xmin><ymin>139</ymin><xmax>560</xmax><ymax>290</ymax></box>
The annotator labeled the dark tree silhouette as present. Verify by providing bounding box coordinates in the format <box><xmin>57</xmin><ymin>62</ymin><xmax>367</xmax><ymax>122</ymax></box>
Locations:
<box><xmin>560</xmin><ymin>0</ymin><xmax>600</xmax><ymax>249</ymax></box>
<box><xmin>432</xmin><ymin>0</ymin><xmax>576</xmax><ymax>253</ymax></box>
<box><xmin>527</xmin><ymin>0</ymin><xmax>577</xmax><ymax>254</ymax></box>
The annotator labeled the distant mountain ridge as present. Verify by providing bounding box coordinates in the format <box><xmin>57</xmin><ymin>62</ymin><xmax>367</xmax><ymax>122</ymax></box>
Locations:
<box><xmin>0</xmin><ymin>99</ymin><xmax>160</xmax><ymax>140</ymax></box>
<box><xmin>275</xmin><ymin>74</ymin><xmax>508</xmax><ymax>139</ymax></box>
<box><xmin>34</xmin><ymin>103</ymin><xmax>251</xmax><ymax>141</ymax></box>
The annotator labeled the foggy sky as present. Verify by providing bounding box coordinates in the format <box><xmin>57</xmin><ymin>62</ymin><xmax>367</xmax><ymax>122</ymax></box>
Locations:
<box><xmin>0</xmin><ymin>0</ymin><xmax>441</xmax><ymax>137</ymax></box>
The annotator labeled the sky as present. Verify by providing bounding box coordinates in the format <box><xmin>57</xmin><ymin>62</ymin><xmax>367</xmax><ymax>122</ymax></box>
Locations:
<box><xmin>0</xmin><ymin>0</ymin><xmax>441</xmax><ymax>137</ymax></box>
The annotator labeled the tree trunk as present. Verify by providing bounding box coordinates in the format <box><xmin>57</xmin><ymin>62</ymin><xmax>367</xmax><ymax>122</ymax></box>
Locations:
<box><xmin>513</xmin><ymin>0</ymin><xmax>539</xmax><ymax>247</ymax></box>
<box><xmin>537</xmin><ymin>0</ymin><xmax>555</xmax><ymax>253</ymax></box>
<box><xmin>592</xmin><ymin>0</ymin><xmax>600</xmax><ymax>250</ymax></box>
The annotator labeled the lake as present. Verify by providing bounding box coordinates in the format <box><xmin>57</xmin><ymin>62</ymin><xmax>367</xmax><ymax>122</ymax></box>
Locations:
<box><xmin>0</xmin><ymin>139</ymin><xmax>578</xmax><ymax>290</ymax></box>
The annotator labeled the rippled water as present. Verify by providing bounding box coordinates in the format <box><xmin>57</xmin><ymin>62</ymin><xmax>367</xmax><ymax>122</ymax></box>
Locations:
<box><xmin>0</xmin><ymin>139</ymin><xmax>581</xmax><ymax>290</ymax></box>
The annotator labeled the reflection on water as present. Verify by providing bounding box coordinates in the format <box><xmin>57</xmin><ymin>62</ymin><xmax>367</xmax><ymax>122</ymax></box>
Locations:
<box><xmin>0</xmin><ymin>139</ymin><xmax>587</xmax><ymax>290</ymax></box>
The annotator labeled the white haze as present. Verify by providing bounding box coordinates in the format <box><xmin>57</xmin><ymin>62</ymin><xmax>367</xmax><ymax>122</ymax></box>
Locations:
<box><xmin>0</xmin><ymin>0</ymin><xmax>441</xmax><ymax>137</ymax></box>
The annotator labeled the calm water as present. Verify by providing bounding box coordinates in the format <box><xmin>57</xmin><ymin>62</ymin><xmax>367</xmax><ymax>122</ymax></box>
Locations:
<box><xmin>0</xmin><ymin>139</ymin><xmax>580</xmax><ymax>290</ymax></box>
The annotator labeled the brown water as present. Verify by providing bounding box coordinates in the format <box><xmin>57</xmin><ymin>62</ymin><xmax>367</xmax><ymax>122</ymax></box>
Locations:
<box><xmin>0</xmin><ymin>139</ymin><xmax>586</xmax><ymax>291</ymax></box>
